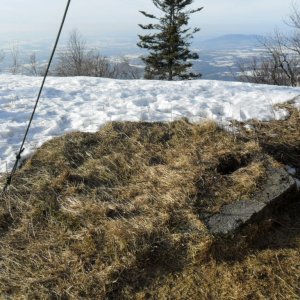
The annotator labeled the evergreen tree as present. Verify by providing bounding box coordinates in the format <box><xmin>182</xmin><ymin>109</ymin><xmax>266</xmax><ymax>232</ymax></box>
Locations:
<box><xmin>137</xmin><ymin>0</ymin><xmax>203</xmax><ymax>80</ymax></box>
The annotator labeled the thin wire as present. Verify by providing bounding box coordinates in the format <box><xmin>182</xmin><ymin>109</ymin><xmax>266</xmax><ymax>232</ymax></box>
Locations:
<box><xmin>2</xmin><ymin>0</ymin><xmax>72</xmax><ymax>193</ymax></box>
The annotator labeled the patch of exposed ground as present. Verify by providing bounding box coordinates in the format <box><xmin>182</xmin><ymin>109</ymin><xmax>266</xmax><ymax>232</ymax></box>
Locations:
<box><xmin>0</xmin><ymin>117</ymin><xmax>299</xmax><ymax>299</ymax></box>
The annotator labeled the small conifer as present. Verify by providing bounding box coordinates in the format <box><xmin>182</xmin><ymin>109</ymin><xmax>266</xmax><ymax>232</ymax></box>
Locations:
<box><xmin>138</xmin><ymin>0</ymin><xmax>203</xmax><ymax>80</ymax></box>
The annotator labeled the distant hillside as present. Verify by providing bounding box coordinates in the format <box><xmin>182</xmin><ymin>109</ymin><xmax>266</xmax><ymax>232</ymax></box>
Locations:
<box><xmin>197</xmin><ymin>34</ymin><xmax>264</xmax><ymax>50</ymax></box>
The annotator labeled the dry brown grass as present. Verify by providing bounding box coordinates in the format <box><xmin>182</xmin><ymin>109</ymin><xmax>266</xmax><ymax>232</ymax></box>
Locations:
<box><xmin>234</xmin><ymin>102</ymin><xmax>300</xmax><ymax>179</ymax></box>
<box><xmin>0</xmin><ymin>118</ymin><xmax>299</xmax><ymax>299</ymax></box>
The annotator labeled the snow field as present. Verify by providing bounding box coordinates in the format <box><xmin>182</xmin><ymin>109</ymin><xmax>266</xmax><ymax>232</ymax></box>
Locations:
<box><xmin>1</xmin><ymin>74</ymin><xmax>300</xmax><ymax>173</ymax></box>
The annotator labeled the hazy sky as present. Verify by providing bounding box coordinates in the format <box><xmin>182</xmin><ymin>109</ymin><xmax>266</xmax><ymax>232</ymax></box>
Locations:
<box><xmin>0</xmin><ymin>0</ymin><xmax>294</xmax><ymax>43</ymax></box>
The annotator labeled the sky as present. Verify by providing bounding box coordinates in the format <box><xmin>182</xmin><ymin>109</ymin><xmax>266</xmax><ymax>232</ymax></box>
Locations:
<box><xmin>0</xmin><ymin>0</ymin><xmax>295</xmax><ymax>45</ymax></box>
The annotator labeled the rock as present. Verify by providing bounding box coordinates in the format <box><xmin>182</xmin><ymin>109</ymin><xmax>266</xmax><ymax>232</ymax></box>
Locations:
<box><xmin>205</xmin><ymin>168</ymin><xmax>298</xmax><ymax>236</ymax></box>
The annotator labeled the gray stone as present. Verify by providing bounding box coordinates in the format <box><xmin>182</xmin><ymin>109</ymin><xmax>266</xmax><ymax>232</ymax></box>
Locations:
<box><xmin>205</xmin><ymin>168</ymin><xmax>298</xmax><ymax>236</ymax></box>
<box><xmin>254</xmin><ymin>168</ymin><xmax>296</xmax><ymax>203</ymax></box>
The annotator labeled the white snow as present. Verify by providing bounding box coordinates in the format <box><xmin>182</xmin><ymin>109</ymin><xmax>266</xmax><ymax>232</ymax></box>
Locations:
<box><xmin>1</xmin><ymin>74</ymin><xmax>300</xmax><ymax>173</ymax></box>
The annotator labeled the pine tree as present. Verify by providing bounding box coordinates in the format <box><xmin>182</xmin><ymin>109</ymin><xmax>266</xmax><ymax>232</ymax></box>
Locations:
<box><xmin>137</xmin><ymin>0</ymin><xmax>203</xmax><ymax>80</ymax></box>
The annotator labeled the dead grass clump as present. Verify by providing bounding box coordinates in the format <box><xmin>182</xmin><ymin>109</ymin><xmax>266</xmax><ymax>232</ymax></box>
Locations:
<box><xmin>0</xmin><ymin>119</ymin><xmax>297</xmax><ymax>299</ymax></box>
<box><xmin>235</xmin><ymin>102</ymin><xmax>300</xmax><ymax>178</ymax></box>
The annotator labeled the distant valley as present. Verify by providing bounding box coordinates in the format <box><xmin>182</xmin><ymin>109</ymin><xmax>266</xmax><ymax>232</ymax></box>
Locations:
<box><xmin>124</xmin><ymin>34</ymin><xmax>267</xmax><ymax>81</ymax></box>
<box><xmin>0</xmin><ymin>34</ymin><xmax>266</xmax><ymax>81</ymax></box>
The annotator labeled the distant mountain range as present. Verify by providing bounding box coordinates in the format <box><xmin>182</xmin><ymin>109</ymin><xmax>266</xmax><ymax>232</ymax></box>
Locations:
<box><xmin>196</xmin><ymin>34</ymin><xmax>265</xmax><ymax>50</ymax></box>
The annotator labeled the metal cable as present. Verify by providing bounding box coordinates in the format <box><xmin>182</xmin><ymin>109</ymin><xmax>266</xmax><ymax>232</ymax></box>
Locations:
<box><xmin>2</xmin><ymin>0</ymin><xmax>72</xmax><ymax>193</ymax></box>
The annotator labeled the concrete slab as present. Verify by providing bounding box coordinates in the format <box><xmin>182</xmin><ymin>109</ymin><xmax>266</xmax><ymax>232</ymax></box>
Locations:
<box><xmin>204</xmin><ymin>168</ymin><xmax>298</xmax><ymax>236</ymax></box>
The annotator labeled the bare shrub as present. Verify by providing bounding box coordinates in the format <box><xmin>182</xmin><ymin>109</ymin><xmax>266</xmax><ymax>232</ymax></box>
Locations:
<box><xmin>24</xmin><ymin>52</ymin><xmax>47</xmax><ymax>76</ymax></box>
<box><xmin>0</xmin><ymin>50</ymin><xmax>4</xmax><ymax>71</ymax></box>
<box><xmin>27</xmin><ymin>53</ymin><xmax>39</xmax><ymax>76</ymax></box>
<box><xmin>237</xmin><ymin>5</ymin><xmax>300</xmax><ymax>86</ymax></box>
<box><xmin>54</xmin><ymin>29</ymin><xmax>86</xmax><ymax>76</ymax></box>
<box><xmin>9</xmin><ymin>42</ymin><xmax>21</xmax><ymax>75</ymax></box>
<box><xmin>115</xmin><ymin>57</ymin><xmax>143</xmax><ymax>79</ymax></box>
<box><xmin>54</xmin><ymin>30</ymin><xmax>141</xmax><ymax>79</ymax></box>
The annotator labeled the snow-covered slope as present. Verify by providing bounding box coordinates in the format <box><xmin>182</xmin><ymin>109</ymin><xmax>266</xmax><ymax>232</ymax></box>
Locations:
<box><xmin>1</xmin><ymin>74</ymin><xmax>300</xmax><ymax>173</ymax></box>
